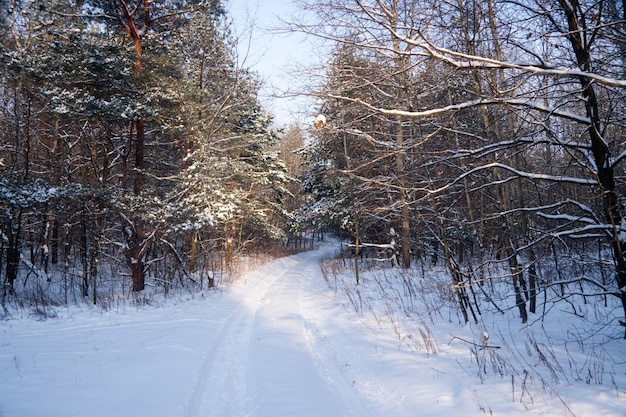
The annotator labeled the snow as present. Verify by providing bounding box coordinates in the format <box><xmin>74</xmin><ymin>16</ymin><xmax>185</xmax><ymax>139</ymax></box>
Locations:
<box><xmin>1</xmin><ymin>242</ymin><xmax>624</xmax><ymax>417</ymax></box>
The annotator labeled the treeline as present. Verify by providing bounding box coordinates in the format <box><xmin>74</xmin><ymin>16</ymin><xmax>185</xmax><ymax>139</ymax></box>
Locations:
<box><xmin>3</xmin><ymin>0</ymin><xmax>626</xmax><ymax>335</ymax></box>
<box><xmin>0</xmin><ymin>0</ymin><xmax>301</xmax><ymax>307</ymax></box>
<box><xmin>293</xmin><ymin>0</ymin><xmax>626</xmax><ymax>335</ymax></box>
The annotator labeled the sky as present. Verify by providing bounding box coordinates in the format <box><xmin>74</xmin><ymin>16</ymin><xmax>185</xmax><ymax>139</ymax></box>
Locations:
<box><xmin>226</xmin><ymin>0</ymin><xmax>317</xmax><ymax>128</ymax></box>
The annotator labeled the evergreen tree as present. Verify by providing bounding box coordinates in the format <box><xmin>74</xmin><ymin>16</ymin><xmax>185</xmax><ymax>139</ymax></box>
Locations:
<box><xmin>0</xmin><ymin>0</ymin><xmax>291</xmax><ymax>299</ymax></box>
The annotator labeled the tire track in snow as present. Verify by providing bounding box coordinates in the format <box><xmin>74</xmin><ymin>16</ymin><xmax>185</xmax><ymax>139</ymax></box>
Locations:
<box><xmin>184</xmin><ymin>245</ymin><xmax>375</xmax><ymax>417</ymax></box>
<box><xmin>182</xmin><ymin>256</ymin><xmax>300</xmax><ymax>417</ymax></box>
<box><xmin>246</xmin><ymin>250</ymin><xmax>372</xmax><ymax>417</ymax></box>
<box><xmin>295</xmin><ymin>265</ymin><xmax>376</xmax><ymax>417</ymax></box>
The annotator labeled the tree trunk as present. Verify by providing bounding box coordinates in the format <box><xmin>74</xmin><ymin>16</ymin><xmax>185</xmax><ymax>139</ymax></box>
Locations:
<box><xmin>390</xmin><ymin>0</ymin><xmax>412</xmax><ymax>269</ymax></box>
<box><xmin>558</xmin><ymin>0</ymin><xmax>626</xmax><ymax>337</ymax></box>
<box><xmin>440</xmin><ymin>217</ymin><xmax>471</xmax><ymax>323</ymax></box>
<box><xmin>133</xmin><ymin>119</ymin><xmax>145</xmax><ymax>197</ymax></box>
<box><xmin>81</xmin><ymin>207</ymin><xmax>89</xmax><ymax>298</ymax></box>
<box><xmin>130</xmin><ymin>257</ymin><xmax>144</xmax><ymax>292</ymax></box>
<box><xmin>354</xmin><ymin>216</ymin><xmax>360</xmax><ymax>285</ymax></box>
<box><xmin>116</xmin><ymin>0</ymin><xmax>153</xmax><ymax>292</ymax></box>
<box><xmin>528</xmin><ymin>250</ymin><xmax>538</xmax><ymax>314</ymax></box>
<box><xmin>91</xmin><ymin>239</ymin><xmax>98</xmax><ymax>305</ymax></box>
<box><xmin>189</xmin><ymin>232</ymin><xmax>197</xmax><ymax>273</ymax></box>
<box><xmin>51</xmin><ymin>218</ymin><xmax>59</xmax><ymax>265</ymax></box>
<box><xmin>5</xmin><ymin>209</ymin><xmax>22</xmax><ymax>292</ymax></box>
<box><xmin>130</xmin><ymin>121</ymin><xmax>146</xmax><ymax>292</ymax></box>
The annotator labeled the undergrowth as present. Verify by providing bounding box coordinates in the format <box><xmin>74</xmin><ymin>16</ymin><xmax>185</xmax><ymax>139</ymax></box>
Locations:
<box><xmin>1</xmin><ymin>248</ymin><xmax>291</xmax><ymax>319</ymax></box>
<box><xmin>319</xmin><ymin>252</ymin><xmax>624</xmax><ymax>416</ymax></box>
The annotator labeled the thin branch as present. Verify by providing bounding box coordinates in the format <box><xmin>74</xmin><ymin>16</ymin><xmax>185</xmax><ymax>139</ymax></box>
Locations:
<box><xmin>326</xmin><ymin>94</ymin><xmax>591</xmax><ymax>124</ymax></box>
<box><xmin>448</xmin><ymin>335</ymin><xmax>501</xmax><ymax>350</ymax></box>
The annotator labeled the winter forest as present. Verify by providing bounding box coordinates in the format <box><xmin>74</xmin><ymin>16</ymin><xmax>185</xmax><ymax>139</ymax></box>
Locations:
<box><xmin>1</xmin><ymin>0</ymin><xmax>626</xmax><ymax>414</ymax></box>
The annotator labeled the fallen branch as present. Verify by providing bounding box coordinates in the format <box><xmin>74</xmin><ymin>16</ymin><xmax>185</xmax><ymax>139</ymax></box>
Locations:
<box><xmin>448</xmin><ymin>335</ymin><xmax>501</xmax><ymax>350</ymax></box>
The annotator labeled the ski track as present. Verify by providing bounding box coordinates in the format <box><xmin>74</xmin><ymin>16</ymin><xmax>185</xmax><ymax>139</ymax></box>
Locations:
<box><xmin>183</xmin><ymin>247</ymin><xmax>379</xmax><ymax>417</ymax></box>
<box><xmin>182</xmin><ymin>256</ymin><xmax>298</xmax><ymax>417</ymax></box>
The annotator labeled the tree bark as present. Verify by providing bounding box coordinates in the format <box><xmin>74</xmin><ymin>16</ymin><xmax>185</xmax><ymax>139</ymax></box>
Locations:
<box><xmin>116</xmin><ymin>0</ymin><xmax>152</xmax><ymax>292</ymax></box>
<box><xmin>558</xmin><ymin>0</ymin><xmax>626</xmax><ymax>337</ymax></box>
<box><xmin>390</xmin><ymin>0</ymin><xmax>412</xmax><ymax>269</ymax></box>
<box><xmin>5</xmin><ymin>209</ymin><xmax>22</xmax><ymax>292</ymax></box>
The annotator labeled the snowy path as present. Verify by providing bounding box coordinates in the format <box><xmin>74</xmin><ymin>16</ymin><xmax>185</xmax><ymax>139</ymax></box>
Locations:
<box><xmin>176</xmin><ymin>246</ymin><xmax>487</xmax><ymax>417</ymax></box>
<box><xmin>1</xmin><ymin>245</ymin><xmax>395</xmax><ymax>417</ymax></box>
<box><xmin>2</xmin><ymin>243</ymin><xmax>622</xmax><ymax>417</ymax></box>
<box><xmin>182</xmin><ymin>248</ymin><xmax>370</xmax><ymax>417</ymax></box>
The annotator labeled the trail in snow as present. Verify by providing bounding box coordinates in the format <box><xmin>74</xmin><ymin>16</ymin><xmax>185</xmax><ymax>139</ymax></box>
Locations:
<box><xmin>181</xmin><ymin>244</ymin><xmax>474</xmax><ymax>417</ymax></box>
<box><xmin>182</xmin><ymin>254</ymin><xmax>302</xmax><ymax>417</ymax></box>
<box><xmin>245</xmin><ymin>251</ymin><xmax>370</xmax><ymax>417</ymax></box>
<box><xmin>2</xmin><ymin>242</ymin><xmax>623</xmax><ymax>417</ymax></box>
<box><xmin>183</xmin><ymin>247</ymin><xmax>369</xmax><ymax>417</ymax></box>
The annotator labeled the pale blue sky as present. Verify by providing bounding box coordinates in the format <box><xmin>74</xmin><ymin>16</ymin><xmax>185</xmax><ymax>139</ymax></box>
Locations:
<box><xmin>227</xmin><ymin>0</ymin><xmax>315</xmax><ymax>128</ymax></box>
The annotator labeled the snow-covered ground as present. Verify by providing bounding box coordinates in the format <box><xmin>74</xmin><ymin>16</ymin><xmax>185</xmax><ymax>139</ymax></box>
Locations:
<box><xmin>1</xmin><ymin>242</ymin><xmax>624</xmax><ymax>417</ymax></box>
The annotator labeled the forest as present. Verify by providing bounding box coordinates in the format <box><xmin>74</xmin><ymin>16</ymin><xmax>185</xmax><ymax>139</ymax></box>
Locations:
<box><xmin>1</xmin><ymin>0</ymin><xmax>626</xmax><ymax>340</ymax></box>
<box><xmin>0</xmin><ymin>0</ymin><xmax>298</xmax><ymax>307</ymax></box>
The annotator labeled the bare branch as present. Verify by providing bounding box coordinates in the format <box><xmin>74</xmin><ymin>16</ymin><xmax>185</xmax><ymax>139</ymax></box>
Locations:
<box><xmin>326</xmin><ymin>94</ymin><xmax>591</xmax><ymax>124</ymax></box>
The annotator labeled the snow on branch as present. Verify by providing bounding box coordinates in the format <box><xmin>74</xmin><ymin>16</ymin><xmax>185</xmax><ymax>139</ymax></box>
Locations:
<box><xmin>426</xmin><ymin>162</ymin><xmax>596</xmax><ymax>197</ymax></box>
<box><xmin>377</xmin><ymin>21</ymin><xmax>626</xmax><ymax>88</ymax></box>
<box><xmin>327</xmin><ymin>95</ymin><xmax>590</xmax><ymax>124</ymax></box>
<box><xmin>551</xmin><ymin>224</ymin><xmax>612</xmax><ymax>239</ymax></box>
<box><xmin>542</xmin><ymin>277</ymin><xmax>618</xmax><ymax>297</ymax></box>
<box><xmin>433</xmin><ymin>135</ymin><xmax>590</xmax><ymax>164</ymax></box>
<box><xmin>474</xmin><ymin>163</ymin><xmax>597</xmax><ymax>185</ymax></box>
<box><xmin>477</xmin><ymin>199</ymin><xmax>600</xmax><ymax>225</ymax></box>
<box><xmin>536</xmin><ymin>212</ymin><xmax>597</xmax><ymax>225</ymax></box>
<box><xmin>338</xmin><ymin>160</ymin><xmax>596</xmax><ymax>198</ymax></box>
<box><xmin>611</xmin><ymin>149</ymin><xmax>626</xmax><ymax>168</ymax></box>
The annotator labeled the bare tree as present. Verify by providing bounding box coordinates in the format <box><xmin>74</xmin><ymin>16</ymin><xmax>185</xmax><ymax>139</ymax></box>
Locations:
<box><xmin>297</xmin><ymin>0</ymin><xmax>626</xmax><ymax>332</ymax></box>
